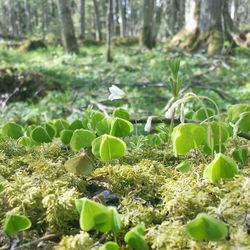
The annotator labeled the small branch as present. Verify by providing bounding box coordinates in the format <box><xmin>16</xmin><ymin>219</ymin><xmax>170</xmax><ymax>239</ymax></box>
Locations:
<box><xmin>131</xmin><ymin>117</ymin><xmax>250</xmax><ymax>141</ymax></box>
<box><xmin>11</xmin><ymin>233</ymin><xmax>63</xmax><ymax>250</ymax></box>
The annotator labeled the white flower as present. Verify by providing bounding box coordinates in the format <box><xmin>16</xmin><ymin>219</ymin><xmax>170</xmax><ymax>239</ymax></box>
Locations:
<box><xmin>108</xmin><ymin>85</ymin><xmax>126</xmax><ymax>101</ymax></box>
<box><xmin>144</xmin><ymin>116</ymin><xmax>153</xmax><ymax>132</ymax></box>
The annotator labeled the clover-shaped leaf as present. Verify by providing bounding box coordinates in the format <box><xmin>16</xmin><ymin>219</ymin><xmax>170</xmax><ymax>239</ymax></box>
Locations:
<box><xmin>96</xmin><ymin>117</ymin><xmax>112</xmax><ymax>136</ymax></box>
<box><xmin>186</xmin><ymin>213</ymin><xmax>228</xmax><ymax>241</ymax></box>
<box><xmin>172</xmin><ymin>123</ymin><xmax>206</xmax><ymax>155</ymax></box>
<box><xmin>3</xmin><ymin>214</ymin><xmax>31</xmax><ymax>236</ymax></box>
<box><xmin>92</xmin><ymin>134</ymin><xmax>126</xmax><ymax>161</ymax></box>
<box><xmin>64</xmin><ymin>151</ymin><xmax>93</xmax><ymax>175</ymax></box>
<box><xmin>31</xmin><ymin>126</ymin><xmax>52</xmax><ymax>144</ymax></box>
<box><xmin>44</xmin><ymin>123</ymin><xmax>56</xmax><ymax>139</ymax></box>
<box><xmin>2</xmin><ymin>122</ymin><xmax>23</xmax><ymax>139</ymax></box>
<box><xmin>17</xmin><ymin>136</ymin><xmax>33</xmax><ymax>146</ymax></box>
<box><xmin>113</xmin><ymin>108</ymin><xmax>130</xmax><ymax>121</ymax></box>
<box><xmin>60</xmin><ymin>129</ymin><xmax>73</xmax><ymax>145</ymax></box>
<box><xmin>227</xmin><ymin>104</ymin><xmax>250</xmax><ymax>123</ymax></box>
<box><xmin>69</xmin><ymin>119</ymin><xmax>84</xmax><ymax>131</ymax></box>
<box><xmin>110</xmin><ymin>117</ymin><xmax>133</xmax><ymax>137</ymax></box>
<box><xmin>75</xmin><ymin>198</ymin><xmax>121</xmax><ymax>233</ymax></box>
<box><xmin>124</xmin><ymin>224</ymin><xmax>149</xmax><ymax>250</ymax></box>
<box><xmin>203</xmin><ymin>153</ymin><xmax>238</xmax><ymax>182</ymax></box>
<box><xmin>53</xmin><ymin>119</ymin><xmax>69</xmax><ymax>137</ymax></box>
<box><xmin>232</xmin><ymin>147</ymin><xmax>249</xmax><ymax>164</ymax></box>
<box><xmin>176</xmin><ymin>160</ymin><xmax>191</xmax><ymax>173</ymax></box>
<box><xmin>70</xmin><ymin>129</ymin><xmax>96</xmax><ymax>152</ymax></box>
<box><xmin>91</xmin><ymin>111</ymin><xmax>105</xmax><ymax>130</ymax></box>
<box><xmin>100</xmin><ymin>242</ymin><xmax>120</xmax><ymax>250</ymax></box>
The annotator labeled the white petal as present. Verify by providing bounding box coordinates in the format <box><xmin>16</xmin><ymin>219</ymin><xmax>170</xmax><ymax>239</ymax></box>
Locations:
<box><xmin>144</xmin><ymin>116</ymin><xmax>153</xmax><ymax>132</ymax></box>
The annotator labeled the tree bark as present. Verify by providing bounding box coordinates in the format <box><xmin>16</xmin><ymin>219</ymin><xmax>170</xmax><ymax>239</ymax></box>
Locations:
<box><xmin>24</xmin><ymin>0</ymin><xmax>31</xmax><ymax>34</ymax></box>
<box><xmin>170</xmin><ymin>0</ymin><xmax>237</xmax><ymax>56</ymax></box>
<box><xmin>93</xmin><ymin>0</ymin><xmax>102</xmax><ymax>41</ymax></box>
<box><xmin>119</xmin><ymin>0</ymin><xmax>126</xmax><ymax>37</ymax></box>
<box><xmin>106</xmin><ymin>0</ymin><xmax>113</xmax><ymax>62</ymax></box>
<box><xmin>142</xmin><ymin>0</ymin><xmax>155</xmax><ymax>49</ymax></box>
<box><xmin>56</xmin><ymin>0</ymin><xmax>78</xmax><ymax>53</ymax></box>
<box><xmin>79</xmin><ymin>0</ymin><xmax>85</xmax><ymax>38</ymax></box>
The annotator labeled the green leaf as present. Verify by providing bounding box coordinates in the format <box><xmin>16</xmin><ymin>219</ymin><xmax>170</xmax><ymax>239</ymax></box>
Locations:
<box><xmin>60</xmin><ymin>129</ymin><xmax>73</xmax><ymax>145</ymax></box>
<box><xmin>70</xmin><ymin>129</ymin><xmax>96</xmax><ymax>152</ymax></box>
<box><xmin>64</xmin><ymin>151</ymin><xmax>93</xmax><ymax>175</ymax></box>
<box><xmin>44</xmin><ymin>123</ymin><xmax>56</xmax><ymax>139</ymax></box>
<box><xmin>69</xmin><ymin>119</ymin><xmax>84</xmax><ymax>131</ymax></box>
<box><xmin>17</xmin><ymin>136</ymin><xmax>33</xmax><ymax>146</ymax></box>
<box><xmin>124</xmin><ymin>224</ymin><xmax>149</xmax><ymax>250</ymax></box>
<box><xmin>176</xmin><ymin>160</ymin><xmax>191</xmax><ymax>173</ymax></box>
<box><xmin>113</xmin><ymin>108</ymin><xmax>130</xmax><ymax>121</ymax></box>
<box><xmin>232</xmin><ymin>147</ymin><xmax>249</xmax><ymax>164</ymax></box>
<box><xmin>96</xmin><ymin>117</ymin><xmax>112</xmax><ymax>136</ymax></box>
<box><xmin>91</xmin><ymin>111</ymin><xmax>105</xmax><ymax>130</ymax></box>
<box><xmin>92</xmin><ymin>135</ymin><xmax>126</xmax><ymax>161</ymax></box>
<box><xmin>203</xmin><ymin>153</ymin><xmax>238</xmax><ymax>182</ymax></box>
<box><xmin>25</xmin><ymin>125</ymin><xmax>36</xmax><ymax>137</ymax></box>
<box><xmin>203</xmin><ymin>122</ymin><xmax>231</xmax><ymax>152</ymax></box>
<box><xmin>53</xmin><ymin>119</ymin><xmax>69</xmax><ymax>137</ymax></box>
<box><xmin>192</xmin><ymin>108</ymin><xmax>215</xmax><ymax>121</ymax></box>
<box><xmin>238</xmin><ymin>112</ymin><xmax>250</xmax><ymax>133</ymax></box>
<box><xmin>75</xmin><ymin>198</ymin><xmax>120</xmax><ymax>233</ymax></box>
<box><xmin>3</xmin><ymin>214</ymin><xmax>31</xmax><ymax>235</ymax></box>
<box><xmin>2</xmin><ymin>122</ymin><xmax>23</xmax><ymax>139</ymax></box>
<box><xmin>31</xmin><ymin>126</ymin><xmax>52</xmax><ymax>144</ymax></box>
<box><xmin>109</xmin><ymin>207</ymin><xmax>122</xmax><ymax>234</ymax></box>
<box><xmin>203</xmin><ymin>143</ymin><xmax>226</xmax><ymax>155</ymax></box>
<box><xmin>100</xmin><ymin>242</ymin><xmax>120</xmax><ymax>250</ymax></box>
<box><xmin>186</xmin><ymin>213</ymin><xmax>228</xmax><ymax>241</ymax></box>
<box><xmin>168</xmin><ymin>59</ymin><xmax>180</xmax><ymax>80</ymax></box>
<box><xmin>91</xmin><ymin>136</ymin><xmax>102</xmax><ymax>159</ymax></box>
<box><xmin>227</xmin><ymin>104</ymin><xmax>250</xmax><ymax>123</ymax></box>
<box><xmin>110</xmin><ymin>118</ymin><xmax>133</xmax><ymax>137</ymax></box>
<box><xmin>172</xmin><ymin>123</ymin><xmax>206</xmax><ymax>155</ymax></box>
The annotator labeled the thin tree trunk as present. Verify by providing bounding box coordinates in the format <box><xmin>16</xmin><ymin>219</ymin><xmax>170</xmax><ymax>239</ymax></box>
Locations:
<box><xmin>142</xmin><ymin>0</ymin><xmax>155</xmax><ymax>49</ymax></box>
<box><xmin>119</xmin><ymin>0</ymin><xmax>126</xmax><ymax>37</ymax></box>
<box><xmin>56</xmin><ymin>0</ymin><xmax>78</xmax><ymax>53</ymax></box>
<box><xmin>24</xmin><ymin>0</ymin><xmax>31</xmax><ymax>34</ymax></box>
<box><xmin>106</xmin><ymin>0</ymin><xmax>113</xmax><ymax>62</ymax></box>
<box><xmin>79</xmin><ymin>0</ymin><xmax>85</xmax><ymax>38</ymax></box>
<box><xmin>93</xmin><ymin>0</ymin><xmax>102</xmax><ymax>41</ymax></box>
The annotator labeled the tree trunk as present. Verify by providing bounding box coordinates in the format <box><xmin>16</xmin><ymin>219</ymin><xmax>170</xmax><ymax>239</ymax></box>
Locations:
<box><xmin>153</xmin><ymin>0</ymin><xmax>163</xmax><ymax>41</ymax></box>
<box><xmin>79</xmin><ymin>0</ymin><xmax>85</xmax><ymax>38</ymax></box>
<box><xmin>56</xmin><ymin>0</ymin><xmax>78</xmax><ymax>53</ymax></box>
<box><xmin>24</xmin><ymin>0</ymin><xmax>31</xmax><ymax>34</ymax></box>
<box><xmin>171</xmin><ymin>0</ymin><xmax>237</xmax><ymax>56</ymax></box>
<box><xmin>142</xmin><ymin>0</ymin><xmax>155</xmax><ymax>49</ymax></box>
<box><xmin>119</xmin><ymin>0</ymin><xmax>126</xmax><ymax>37</ymax></box>
<box><xmin>106</xmin><ymin>0</ymin><xmax>113</xmax><ymax>62</ymax></box>
<box><xmin>93</xmin><ymin>0</ymin><xmax>102</xmax><ymax>41</ymax></box>
<box><xmin>230</xmin><ymin>0</ymin><xmax>239</xmax><ymax>25</ymax></box>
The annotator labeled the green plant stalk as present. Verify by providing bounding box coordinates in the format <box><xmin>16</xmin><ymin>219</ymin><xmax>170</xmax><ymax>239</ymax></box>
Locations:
<box><xmin>198</xmin><ymin>95</ymin><xmax>222</xmax><ymax>154</ymax></box>
<box><xmin>186</xmin><ymin>93</ymin><xmax>216</xmax><ymax>157</ymax></box>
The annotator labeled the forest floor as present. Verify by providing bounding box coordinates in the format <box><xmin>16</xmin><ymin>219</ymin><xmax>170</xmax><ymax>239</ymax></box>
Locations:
<box><xmin>0</xmin><ymin>43</ymin><xmax>250</xmax><ymax>125</ymax></box>
<box><xmin>0</xmin><ymin>43</ymin><xmax>250</xmax><ymax>250</ymax></box>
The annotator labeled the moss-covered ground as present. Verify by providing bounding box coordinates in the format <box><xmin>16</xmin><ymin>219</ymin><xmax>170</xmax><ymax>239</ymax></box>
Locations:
<box><xmin>0</xmin><ymin>43</ymin><xmax>250</xmax><ymax>249</ymax></box>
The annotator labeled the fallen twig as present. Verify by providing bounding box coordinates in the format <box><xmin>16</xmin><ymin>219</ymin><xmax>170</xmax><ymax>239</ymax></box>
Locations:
<box><xmin>11</xmin><ymin>233</ymin><xmax>63</xmax><ymax>250</ymax></box>
<box><xmin>130</xmin><ymin>117</ymin><xmax>250</xmax><ymax>141</ymax></box>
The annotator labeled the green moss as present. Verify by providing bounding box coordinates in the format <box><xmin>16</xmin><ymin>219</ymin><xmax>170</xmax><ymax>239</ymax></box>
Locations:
<box><xmin>54</xmin><ymin>232</ymin><xmax>94</xmax><ymax>250</ymax></box>
<box><xmin>0</xmin><ymin>138</ymin><xmax>249</xmax><ymax>248</ymax></box>
<box><xmin>207</xmin><ymin>30</ymin><xmax>223</xmax><ymax>56</ymax></box>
